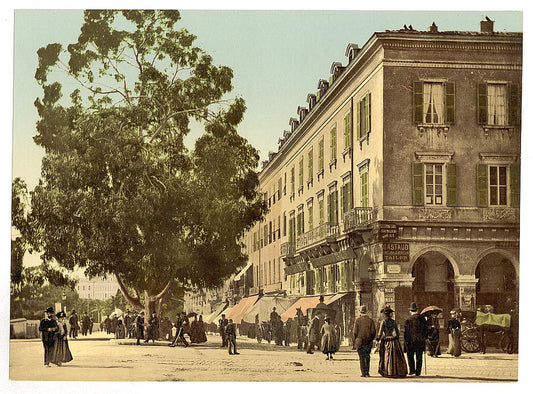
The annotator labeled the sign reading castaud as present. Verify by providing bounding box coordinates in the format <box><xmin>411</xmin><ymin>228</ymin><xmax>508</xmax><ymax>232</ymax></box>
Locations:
<box><xmin>383</xmin><ymin>242</ymin><xmax>410</xmax><ymax>262</ymax></box>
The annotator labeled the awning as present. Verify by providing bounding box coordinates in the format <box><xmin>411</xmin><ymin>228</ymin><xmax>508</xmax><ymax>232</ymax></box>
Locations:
<box><xmin>234</xmin><ymin>261</ymin><xmax>253</xmax><ymax>281</ymax></box>
<box><xmin>204</xmin><ymin>302</ymin><xmax>229</xmax><ymax>324</ymax></box>
<box><xmin>325</xmin><ymin>292</ymin><xmax>352</xmax><ymax>305</ymax></box>
<box><xmin>225</xmin><ymin>295</ymin><xmax>260</xmax><ymax>324</ymax></box>
<box><xmin>280</xmin><ymin>295</ymin><xmax>333</xmax><ymax>322</ymax></box>
<box><xmin>242</xmin><ymin>295</ymin><xmax>298</xmax><ymax>324</ymax></box>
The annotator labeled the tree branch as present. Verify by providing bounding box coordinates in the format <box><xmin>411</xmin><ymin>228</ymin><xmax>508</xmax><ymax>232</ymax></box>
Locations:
<box><xmin>155</xmin><ymin>278</ymin><xmax>175</xmax><ymax>299</ymax></box>
<box><xmin>114</xmin><ymin>272</ymin><xmax>143</xmax><ymax>311</ymax></box>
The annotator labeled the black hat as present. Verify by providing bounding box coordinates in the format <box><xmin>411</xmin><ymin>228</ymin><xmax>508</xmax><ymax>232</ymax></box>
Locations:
<box><xmin>380</xmin><ymin>306</ymin><xmax>394</xmax><ymax>314</ymax></box>
<box><xmin>56</xmin><ymin>311</ymin><xmax>66</xmax><ymax>318</ymax></box>
<box><xmin>360</xmin><ymin>305</ymin><xmax>368</xmax><ymax>314</ymax></box>
<box><xmin>410</xmin><ymin>302</ymin><xmax>418</xmax><ymax>312</ymax></box>
<box><xmin>71</xmin><ymin>309</ymin><xmax>76</xmax><ymax>314</ymax></box>
<box><xmin>45</xmin><ymin>307</ymin><xmax>55</xmax><ymax>314</ymax></box>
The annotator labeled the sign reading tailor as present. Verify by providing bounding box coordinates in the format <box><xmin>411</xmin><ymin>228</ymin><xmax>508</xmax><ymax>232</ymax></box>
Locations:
<box><xmin>383</xmin><ymin>242</ymin><xmax>410</xmax><ymax>262</ymax></box>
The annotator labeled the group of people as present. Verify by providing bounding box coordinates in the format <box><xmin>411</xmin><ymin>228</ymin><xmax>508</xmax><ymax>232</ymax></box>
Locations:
<box><xmin>352</xmin><ymin>302</ymin><xmax>461</xmax><ymax>378</ymax></box>
<box><xmin>39</xmin><ymin>307</ymin><xmax>74</xmax><ymax>367</ymax></box>
<box><xmin>67</xmin><ymin>310</ymin><xmax>94</xmax><ymax>338</ymax></box>
<box><xmin>217</xmin><ymin>314</ymin><xmax>239</xmax><ymax>355</ymax></box>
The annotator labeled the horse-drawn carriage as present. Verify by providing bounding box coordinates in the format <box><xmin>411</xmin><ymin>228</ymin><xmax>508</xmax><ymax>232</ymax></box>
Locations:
<box><xmin>459</xmin><ymin>309</ymin><xmax>516</xmax><ymax>354</ymax></box>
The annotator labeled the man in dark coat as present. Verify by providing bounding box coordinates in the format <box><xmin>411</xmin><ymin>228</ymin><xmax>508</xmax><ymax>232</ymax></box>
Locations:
<box><xmin>68</xmin><ymin>310</ymin><xmax>79</xmax><ymax>338</ymax></box>
<box><xmin>81</xmin><ymin>312</ymin><xmax>91</xmax><ymax>336</ymax></box>
<box><xmin>124</xmin><ymin>311</ymin><xmax>133</xmax><ymax>338</ymax></box>
<box><xmin>103</xmin><ymin>315</ymin><xmax>111</xmax><ymax>334</ymax></box>
<box><xmin>218</xmin><ymin>314</ymin><xmax>228</xmax><ymax>347</ymax></box>
<box><xmin>145</xmin><ymin>312</ymin><xmax>159</xmax><ymax>342</ymax></box>
<box><xmin>404</xmin><ymin>302</ymin><xmax>428</xmax><ymax>376</ymax></box>
<box><xmin>170</xmin><ymin>312</ymin><xmax>189</xmax><ymax>347</ymax></box>
<box><xmin>135</xmin><ymin>311</ymin><xmax>145</xmax><ymax>345</ymax></box>
<box><xmin>306</xmin><ymin>314</ymin><xmax>321</xmax><ymax>354</ymax></box>
<box><xmin>225</xmin><ymin>319</ymin><xmax>239</xmax><ymax>355</ymax></box>
<box><xmin>39</xmin><ymin>307</ymin><xmax>58</xmax><ymax>367</ymax></box>
<box><xmin>352</xmin><ymin>305</ymin><xmax>376</xmax><ymax>377</ymax></box>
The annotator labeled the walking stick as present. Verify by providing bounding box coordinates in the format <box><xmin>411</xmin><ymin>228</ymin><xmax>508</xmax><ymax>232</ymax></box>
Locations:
<box><xmin>424</xmin><ymin>351</ymin><xmax>427</xmax><ymax>375</ymax></box>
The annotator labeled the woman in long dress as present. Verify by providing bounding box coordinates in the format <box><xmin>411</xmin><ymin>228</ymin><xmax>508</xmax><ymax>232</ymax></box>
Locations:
<box><xmin>197</xmin><ymin>315</ymin><xmax>208</xmax><ymax>343</ymax></box>
<box><xmin>190</xmin><ymin>315</ymin><xmax>199</xmax><ymax>343</ymax></box>
<box><xmin>426</xmin><ymin>311</ymin><xmax>442</xmax><ymax>357</ymax></box>
<box><xmin>320</xmin><ymin>317</ymin><xmax>338</xmax><ymax>360</ymax></box>
<box><xmin>446</xmin><ymin>310</ymin><xmax>462</xmax><ymax>357</ymax></box>
<box><xmin>50</xmin><ymin>311</ymin><xmax>73</xmax><ymax>366</ymax></box>
<box><xmin>376</xmin><ymin>306</ymin><xmax>407</xmax><ymax>378</ymax></box>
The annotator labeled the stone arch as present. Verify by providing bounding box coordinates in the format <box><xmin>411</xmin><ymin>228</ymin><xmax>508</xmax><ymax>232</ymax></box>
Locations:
<box><xmin>409</xmin><ymin>245</ymin><xmax>461</xmax><ymax>277</ymax></box>
<box><xmin>471</xmin><ymin>248</ymin><xmax>519</xmax><ymax>277</ymax></box>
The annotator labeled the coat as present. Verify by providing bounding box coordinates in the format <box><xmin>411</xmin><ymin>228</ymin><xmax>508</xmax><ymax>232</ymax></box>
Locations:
<box><xmin>320</xmin><ymin>322</ymin><xmax>338</xmax><ymax>354</ymax></box>
<box><xmin>308</xmin><ymin>316</ymin><xmax>321</xmax><ymax>344</ymax></box>
<box><xmin>352</xmin><ymin>314</ymin><xmax>376</xmax><ymax>350</ymax></box>
<box><xmin>404</xmin><ymin>313</ymin><xmax>428</xmax><ymax>352</ymax></box>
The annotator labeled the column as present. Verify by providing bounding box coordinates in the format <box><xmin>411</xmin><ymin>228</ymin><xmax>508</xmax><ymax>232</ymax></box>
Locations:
<box><xmin>452</xmin><ymin>275</ymin><xmax>478</xmax><ymax>312</ymax></box>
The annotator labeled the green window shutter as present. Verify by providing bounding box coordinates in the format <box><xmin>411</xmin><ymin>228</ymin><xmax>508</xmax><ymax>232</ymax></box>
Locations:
<box><xmin>334</xmin><ymin>190</ymin><xmax>339</xmax><ymax>223</ymax></box>
<box><xmin>340</xmin><ymin>264</ymin><xmax>346</xmax><ymax>291</ymax></box>
<box><xmin>413</xmin><ymin>81</ymin><xmax>424</xmax><ymax>123</ymax></box>
<box><xmin>510</xmin><ymin>163</ymin><xmax>520</xmax><ymax>207</ymax></box>
<box><xmin>477</xmin><ymin>164</ymin><xmax>488</xmax><ymax>207</ymax></box>
<box><xmin>412</xmin><ymin>162</ymin><xmax>424</xmax><ymax>206</ymax></box>
<box><xmin>356</xmin><ymin>100</ymin><xmax>361</xmax><ymax>140</ymax></box>
<box><xmin>348</xmin><ymin>179</ymin><xmax>352</xmax><ymax>210</ymax></box>
<box><xmin>365</xmin><ymin>93</ymin><xmax>371</xmax><ymax>135</ymax></box>
<box><xmin>344</xmin><ymin>113</ymin><xmax>351</xmax><ymax>149</ymax></box>
<box><xmin>446</xmin><ymin>163</ymin><xmax>457</xmax><ymax>207</ymax></box>
<box><xmin>319</xmin><ymin>138</ymin><xmax>324</xmax><ymax>170</ymax></box>
<box><xmin>445</xmin><ymin>82</ymin><xmax>455</xmax><ymax>124</ymax></box>
<box><xmin>478</xmin><ymin>83</ymin><xmax>488</xmax><ymax>125</ymax></box>
<box><xmin>508</xmin><ymin>83</ymin><xmax>519</xmax><ymax>126</ymax></box>
<box><xmin>327</xmin><ymin>193</ymin><xmax>332</xmax><ymax>222</ymax></box>
<box><xmin>328</xmin><ymin>266</ymin><xmax>334</xmax><ymax>293</ymax></box>
<box><xmin>340</xmin><ymin>185</ymin><xmax>345</xmax><ymax>216</ymax></box>
<box><xmin>308</xmin><ymin>149</ymin><xmax>313</xmax><ymax>180</ymax></box>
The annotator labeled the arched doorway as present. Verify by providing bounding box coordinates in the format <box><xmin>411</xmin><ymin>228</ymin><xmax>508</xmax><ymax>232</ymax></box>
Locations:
<box><xmin>412</xmin><ymin>251</ymin><xmax>455</xmax><ymax>316</ymax></box>
<box><xmin>475</xmin><ymin>254</ymin><xmax>517</xmax><ymax>313</ymax></box>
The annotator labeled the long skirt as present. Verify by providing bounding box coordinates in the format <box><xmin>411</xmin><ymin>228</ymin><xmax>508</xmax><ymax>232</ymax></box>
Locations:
<box><xmin>50</xmin><ymin>337</ymin><xmax>73</xmax><ymax>365</ymax></box>
<box><xmin>447</xmin><ymin>329</ymin><xmax>461</xmax><ymax>357</ymax></box>
<box><xmin>321</xmin><ymin>333</ymin><xmax>338</xmax><ymax>355</ymax></box>
<box><xmin>426</xmin><ymin>338</ymin><xmax>441</xmax><ymax>356</ymax></box>
<box><xmin>378</xmin><ymin>338</ymin><xmax>408</xmax><ymax>378</ymax></box>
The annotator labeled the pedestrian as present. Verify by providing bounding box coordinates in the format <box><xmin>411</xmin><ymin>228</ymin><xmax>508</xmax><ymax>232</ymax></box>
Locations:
<box><xmin>426</xmin><ymin>310</ymin><xmax>441</xmax><ymax>357</ymax></box>
<box><xmin>135</xmin><ymin>311</ymin><xmax>145</xmax><ymax>345</ymax></box>
<box><xmin>306</xmin><ymin>313</ymin><xmax>321</xmax><ymax>354</ymax></box>
<box><xmin>115</xmin><ymin>318</ymin><xmax>126</xmax><ymax>339</ymax></box>
<box><xmin>197</xmin><ymin>315</ymin><xmax>208</xmax><ymax>343</ymax></box>
<box><xmin>404</xmin><ymin>302</ymin><xmax>428</xmax><ymax>376</ymax></box>
<box><xmin>376</xmin><ymin>306</ymin><xmax>408</xmax><ymax>378</ymax></box>
<box><xmin>81</xmin><ymin>312</ymin><xmax>91</xmax><ymax>336</ymax></box>
<box><xmin>225</xmin><ymin>318</ymin><xmax>239</xmax><ymax>355</ymax></box>
<box><xmin>190</xmin><ymin>315</ymin><xmax>199</xmax><ymax>343</ymax></box>
<box><xmin>274</xmin><ymin>315</ymin><xmax>284</xmax><ymax>346</ymax></box>
<box><xmin>50</xmin><ymin>311</ymin><xmax>73</xmax><ymax>366</ymax></box>
<box><xmin>169</xmin><ymin>313</ymin><xmax>189</xmax><ymax>347</ymax></box>
<box><xmin>88</xmin><ymin>316</ymin><xmax>94</xmax><ymax>335</ymax></box>
<box><xmin>320</xmin><ymin>317</ymin><xmax>338</xmax><ymax>360</ymax></box>
<box><xmin>284</xmin><ymin>318</ymin><xmax>292</xmax><ymax>346</ymax></box>
<box><xmin>145</xmin><ymin>312</ymin><xmax>159</xmax><ymax>342</ymax></box>
<box><xmin>104</xmin><ymin>315</ymin><xmax>111</xmax><ymax>334</ymax></box>
<box><xmin>218</xmin><ymin>314</ymin><xmax>228</xmax><ymax>347</ymax></box>
<box><xmin>352</xmin><ymin>304</ymin><xmax>376</xmax><ymax>377</ymax></box>
<box><xmin>39</xmin><ymin>307</ymin><xmax>58</xmax><ymax>367</ymax></box>
<box><xmin>124</xmin><ymin>311</ymin><xmax>133</xmax><ymax>338</ymax></box>
<box><xmin>68</xmin><ymin>310</ymin><xmax>79</xmax><ymax>339</ymax></box>
<box><xmin>446</xmin><ymin>310</ymin><xmax>462</xmax><ymax>357</ymax></box>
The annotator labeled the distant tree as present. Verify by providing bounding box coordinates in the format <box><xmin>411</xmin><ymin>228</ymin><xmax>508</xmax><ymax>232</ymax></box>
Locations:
<box><xmin>29</xmin><ymin>10</ymin><xmax>265</xmax><ymax>317</ymax></box>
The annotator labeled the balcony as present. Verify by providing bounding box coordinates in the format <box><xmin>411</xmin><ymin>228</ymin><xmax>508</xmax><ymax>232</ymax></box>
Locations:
<box><xmin>344</xmin><ymin>207</ymin><xmax>375</xmax><ymax>232</ymax></box>
<box><xmin>296</xmin><ymin>221</ymin><xmax>339</xmax><ymax>251</ymax></box>
<box><xmin>280</xmin><ymin>241</ymin><xmax>295</xmax><ymax>257</ymax></box>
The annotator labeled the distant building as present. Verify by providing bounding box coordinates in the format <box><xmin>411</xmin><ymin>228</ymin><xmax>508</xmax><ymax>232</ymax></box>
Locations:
<box><xmin>76</xmin><ymin>277</ymin><xmax>119</xmax><ymax>300</ymax></box>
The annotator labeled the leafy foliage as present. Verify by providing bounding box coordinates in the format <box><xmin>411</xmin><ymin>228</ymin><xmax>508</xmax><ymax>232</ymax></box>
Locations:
<box><xmin>28</xmin><ymin>10</ymin><xmax>266</xmax><ymax>310</ymax></box>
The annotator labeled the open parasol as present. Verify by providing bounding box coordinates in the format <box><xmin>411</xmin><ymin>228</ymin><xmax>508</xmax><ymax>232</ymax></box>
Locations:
<box><xmin>420</xmin><ymin>306</ymin><xmax>442</xmax><ymax>316</ymax></box>
<box><xmin>186</xmin><ymin>312</ymin><xmax>198</xmax><ymax>318</ymax></box>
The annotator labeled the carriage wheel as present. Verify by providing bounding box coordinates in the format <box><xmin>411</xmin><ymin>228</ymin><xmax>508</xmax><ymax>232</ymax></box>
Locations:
<box><xmin>460</xmin><ymin>328</ymin><xmax>481</xmax><ymax>353</ymax></box>
<box><xmin>499</xmin><ymin>333</ymin><xmax>514</xmax><ymax>354</ymax></box>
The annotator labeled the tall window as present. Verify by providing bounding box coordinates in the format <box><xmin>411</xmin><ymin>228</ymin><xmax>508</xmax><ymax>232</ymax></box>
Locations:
<box><xmin>283</xmin><ymin>212</ymin><xmax>287</xmax><ymax>236</ymax></box>
<box><xmin>414</xmin><ymin>81</ymin><xmax>454</xmax><ymax>125</ymax></box>
<box><xmin>297</xmin><ymin>205</ymin><xmax>304</xmax><ymax>235</ymax></box>
<box><xmin>344</xmin><ymin>111</ymin><xmax>352</xmax><ymax>149</ymax></box>
<box><xmin>318</xmin><ymin>197</ymin><xmax>325</xmax><ymax>225</ymax></box>
<box><xmin>357</xmin><ymin>93</ymin><xmax>371</xmax><ymax>139</ymax></box>
<box><xmin>489</xmin><ymin>165</ymin><xmax>508</xmax><ymax>206</ymax></box>
<box><xmin>330</xmin><ymin>126</ymin><xmax>337</xmax><ymax>161</ymax></box>
<box><xmin>327</xmin><ymin>185</ymin><xmax>338</xmax><ymax>223</ymax></box>
<box><xmin>298</xmin><ymin>157</ymin><xmax>304</xmax><ymax>191</ymax></box>
<box><xmin>341</xmin><ymin>175</ymin><xmax>352</xmax><ymax>215</ymax></box>
<box><xmin>424</xmin><ymin>82</ymin><xmax>444</xmax><ymax>123</ymax></box>
<box><xmin>307</xmin><ymin>202</ymin><xmax>313</xmax><ymax>230</ymax></box>
<box><xmin>425</xmin><ymin>163</ymin><xmax>444</xmax><ymax>205</ymax></box>
<box><xmin>360</xmin><ymin>172</ymin><xmax>368</xmax><ymax>207</ymax></box>
<box><xmin>308</xmin><ymin>148</ymin><xmax>313</xmax><ymax>182</ymax></box>
<box><xmin>318</xmin><ymin>137</ymin><xmax>324</xmax><ymax>171</ymax></box>
<box><xmin>290</xmin><ymin>166</ymin><xmax>295</xmax><ymax>196</ymax></box>
<box><xmin>479</xmin><ymin>83</ymin><xmax>519</xmax><ymax>127</ymax></box>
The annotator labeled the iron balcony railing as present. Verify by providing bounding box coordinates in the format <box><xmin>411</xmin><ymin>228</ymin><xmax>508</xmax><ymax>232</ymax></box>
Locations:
<box><xmin>280</xmin><ymin>241</ymin><xmax>295</xmax><ymax>257</ymax></box>
<box><xmin>296</xmin><ymin>221</ymin><xmax>339</xmax><ymax>250</ymax></box>
<box><xmin>343</xmin><ymin>207</ymin><xmax>375</xmax><ymax>232</ymax></box>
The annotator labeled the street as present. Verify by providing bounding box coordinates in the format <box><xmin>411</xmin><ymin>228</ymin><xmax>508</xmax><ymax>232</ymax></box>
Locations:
<box><xmin>9</xmin><ymin>331</ymin><xmax>518</xmax><ymax>383</ymax></box>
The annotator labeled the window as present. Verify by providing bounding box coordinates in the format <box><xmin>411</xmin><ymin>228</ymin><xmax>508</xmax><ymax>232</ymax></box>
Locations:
<box><xmin>283</xmin><ymin>212</ymin><xmax>287</xmax><ymax>237</ymax></box>
<box><xmin>414</xmin><ymin>81</ymin><xmax>454</xmax><ymax>124</ymax></box>
<box><xmin>412</xmin><ymin>161</ymin><xmax>457</xmax><ymax>207</ymax></box>
<box><xmin>298</xmin><ymin>157</ymin><xmax>304</xmax><ymax>191</ymax></box>
<box><xmin>269</xmin><ymin>221</ymin><xmax>272</xmax><ymax>244</ymax></box>
<box><xmin>344</xmin><ymin>111</ymin><xmax>352</xmax><ymax>149</ymax></box>
<box><xmin>283</xmin><ymin>172</ymin><xmax>287</xmax><ymax>195</ymax></box>
<box><xmin>327</xmin><ymin>184</ymin><xmax>338</xmax><ymax>223</ymax></box>
<box><xmin>489</xmin><ymin>165</ymin><xmax>507</xmax><ymax>206</ymax></box>
<box><xmin>318</xmin><ymin>197</ymin><xmax>325</xmax><ymax>225</ymax></box>
<box><xmin>290</xmin><ymin>166</ymin><xmax>295</xmax><ymax>196</ymax></box>
<box><xmin>330</xmin><ymin>126</ymin><xmax>337</xmax><ymax>162</ymax></box>
<box><xmin>478</xmin><ymin>82</ymin><xmax>519</xmax><ymax>126</ymax></box>
<box><xmin>357</xmin><ymin>93</ymin><xmax>371</xmax><ymax>139</ymax></box>
<box><xmin>307</xmin><ymin>201</ymin><xmax>313</xmax><ymax>230</ymax></box>
<box><xmin>297</xmin><ymin>205</ymin><xmax>304</xmax><ymax>235</ymax></box>
<box><xmin>318</xmin><ymin>137</ymin><xmax>324</xmax><ymax>172</ymax></box>
<box><xmin>360</xmin><ymin>172</ymin><xmax>368</xmax><ymax>207</ymax></box>
<box><xmin>341</xmin><ymin>174</ymin><xmax>352</xmax><ymax>215</ymax></box>
<box><xmin>289</xmin><ymin>211</ymin><xmax>296</xmax><ymax>244</ymax></box>
<box><xmin>278</xmin><ymin>178</ymin><xmax>282</xmax><ymax>200</ymax></box>
<box><xmin>307</xmin><ymin>148</ymin><xmax>313</xmax><ymax>182</ymax></box>
<box><xmin>425</xmin><ymin>164</ymin><xmax>444</xmax><ymax>205</ymax></box>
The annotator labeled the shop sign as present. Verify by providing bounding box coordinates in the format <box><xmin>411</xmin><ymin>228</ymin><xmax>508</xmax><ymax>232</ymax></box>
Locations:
<box><xmin>374</xmin><ymin>222</ymin><xmax>398</xmax><ymax>240</ymax></box>
<box><xmin>383</xmin><ymin>242</ymin><xmax>409</xmax><ymax>262</ymax></box>
<box><xmin>386</xmin><ymin>264</ymin><xmax>402</xmax><ymax>274</ymax></box>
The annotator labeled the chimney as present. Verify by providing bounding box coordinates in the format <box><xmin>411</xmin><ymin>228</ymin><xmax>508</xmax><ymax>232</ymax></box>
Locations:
<box><xmin>429</xmin><ymin>22</ymin><xmax>438</xmax><ymax>33</ymax></box>
<box><xmin>481</xmin><ymin>17</ymin><xmax>494</xmax><ymax>33</ymax></box>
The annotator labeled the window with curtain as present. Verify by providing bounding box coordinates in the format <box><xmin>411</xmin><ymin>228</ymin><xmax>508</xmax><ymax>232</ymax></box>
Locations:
<box><xmin>487</xmin><ymin>84</ymin><xmax>507</xmax><ymax>125</ymax></box>
<box><xmin>424</xmin><ymin>82</ymin><xmax>445</xmax><ymax>124</ymax></box>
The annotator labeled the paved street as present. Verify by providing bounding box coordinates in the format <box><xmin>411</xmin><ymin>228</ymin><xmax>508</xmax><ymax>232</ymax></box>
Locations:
<box><xmin>9</xmin><ymin>332</ymin><xmax>518</xmax><ymax>383</ymax></box>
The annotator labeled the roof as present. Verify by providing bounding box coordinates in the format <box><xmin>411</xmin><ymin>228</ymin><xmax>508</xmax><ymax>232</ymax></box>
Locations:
<box><xmin>224</xmin><ymin>295</ymin><xmax>260</xmax><ymax>324</ymax></box>
<box><xmin>280</xmin><ymin>295</ymin><xmax>333</xmax><ymax>322</ymax></box>
<box><xmin>242</xmin><ymin>295</ymin><xmax>298</xmax><ymax>324</ymax></box>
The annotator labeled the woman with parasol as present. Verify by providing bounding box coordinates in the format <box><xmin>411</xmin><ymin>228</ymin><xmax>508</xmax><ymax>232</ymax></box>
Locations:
<box><xmin>376</xmin><ymin>306</ymin><xmax>408</xmax><ymax>378</ymax></box>
<box><xmin>421</xmin><ymin>306</ymin><xmax>442</xmax><ymax>357</ymax></box>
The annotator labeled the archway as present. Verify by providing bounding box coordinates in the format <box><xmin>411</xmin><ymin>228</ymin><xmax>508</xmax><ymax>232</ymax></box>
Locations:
<box><xmin>412</xmin><ymin>251</ymin><xmax>455</xmax><ymax>316</ymax></box>
<box><xmin>475</xmin><ymin>253</ymin><xmax>517</xmax><ymax>313</ymax></box>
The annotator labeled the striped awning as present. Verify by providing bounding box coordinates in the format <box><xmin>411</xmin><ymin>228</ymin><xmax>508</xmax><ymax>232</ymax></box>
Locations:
<box><xmin>224</xmin><ymin>295</ymin><xmax>260</xmax><ymax>324</ymax></box>
<box><xmin>280</xmin><ymin>295</ymin><xmax>333</xmax><ymax>322</ymax></box>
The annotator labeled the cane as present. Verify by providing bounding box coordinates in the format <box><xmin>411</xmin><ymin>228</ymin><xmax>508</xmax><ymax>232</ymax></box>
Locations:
<box><xmin>424</xmin><ymin>351</ymin><xmax>427</xmax><ymax>375</ymax></box>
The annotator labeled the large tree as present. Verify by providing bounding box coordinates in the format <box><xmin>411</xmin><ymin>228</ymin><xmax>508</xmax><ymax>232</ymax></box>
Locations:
<box><xmin>29</xmin><ymin>10</ymin><xmax>265</xmax><ymax>315</ymax></box>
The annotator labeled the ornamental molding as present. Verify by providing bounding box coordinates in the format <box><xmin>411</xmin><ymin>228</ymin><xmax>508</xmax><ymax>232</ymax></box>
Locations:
<box><xmin>479</xmin><ymin>152</ymin><xmax>519</xmax><ymax>164</ymax></box>
<box><xmin>383</xmin><ymin>59</ymin><xmax>521</xmax><ymax>71</ymax></box>
<box><xmin>482</xmin><ymin>208</ymin><xmax>519</xmax><ymax>222</ymax></box>
<box><xmin>417</xmin><ymin>208</ymin><xmax>453</xmax><ymax>221</ymax></box>
<box><xmin>415</xmin><ymin>151</ymin><xmax>455</xmax><ymax>162</ymax></box>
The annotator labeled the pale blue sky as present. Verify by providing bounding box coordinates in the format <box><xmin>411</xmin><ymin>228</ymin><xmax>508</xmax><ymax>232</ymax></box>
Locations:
<box><xmin>11</xmin><ymin>9</ymin><xmax>524</xmax><ymax>190</ymax></box>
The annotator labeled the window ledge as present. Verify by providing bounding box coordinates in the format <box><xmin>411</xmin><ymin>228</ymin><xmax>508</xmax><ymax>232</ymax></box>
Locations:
<box><xmin>342</xmin><ymin>147</ymin><xmax>352</xmax><ymax>162</ymax></box>
<box><xmin>307</xmin><ymin>179</ymin><xmax>313</xmax><ymax>189</ymax></box>
<box><xmin>358</xmin><ymin>133</ymin><xmax>369</xmax><ymax>147</ymax></box>
<box><xmin>481</xmin><ymin>125</ymin><xmax>516</xmax><ymax>137</ymax></box>
<box><xmin>417</xmin><ymin>124</ymin><xmax>450</xmax><ymax>136</ymax></box>
<box><xmin>329</xmin><ymin>158</ymin><xmax>337</xmax><ymax>171</ymax></box>
<box><xmin>317</xmin><ymin>168</ymin><xmax>324</xmax><ymax>181</ymax></box>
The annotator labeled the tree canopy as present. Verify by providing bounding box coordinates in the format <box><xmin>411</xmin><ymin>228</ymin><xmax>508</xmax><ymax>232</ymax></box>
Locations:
<box><xmin>28</xmin><ymin>10</ymin><xmax>266</xmax><ymax>313</ymax></box>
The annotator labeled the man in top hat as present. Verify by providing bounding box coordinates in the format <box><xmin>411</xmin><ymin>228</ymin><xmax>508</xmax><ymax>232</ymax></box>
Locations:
<box><xmin>218</xmin><ymin>314</ymin><xmax>228</xmax><ymax>347</ymax></box>
<box><xmin>68</xmin><ymin>309</ymin><xmax>79</xmax><ymax>339</ymax></box>
<box><xmin>404</xmin><ymin>302</ymin><xmax>428</xmax><ymax>376</ymax></box>
<box><xmin>39</xmin><ymin>307</ymin><xmax>59</xmax><ymax>367</ymax></box>
<box><xmin>352</xmin><ymin>305</ymin><xmax>376</xmax><ymax>377</ymax></box>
